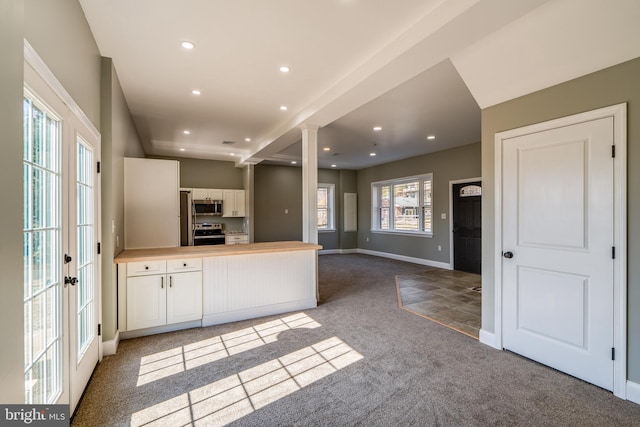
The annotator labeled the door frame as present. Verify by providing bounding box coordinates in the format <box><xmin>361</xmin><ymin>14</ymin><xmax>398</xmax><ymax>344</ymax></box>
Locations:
<box><xmin>492</xmin><ymin>103</ymin><xmax>627</xmax><ymax>398</ymax></box>
<box><xmin>24</xmin><ymin>40</ymin><xmax>103</xmax><ymax>407</ymax></box>
<box><xmin>449</xmin><ymin>177</ymin><xmax>482</xmax><ymax>270</ymax></box>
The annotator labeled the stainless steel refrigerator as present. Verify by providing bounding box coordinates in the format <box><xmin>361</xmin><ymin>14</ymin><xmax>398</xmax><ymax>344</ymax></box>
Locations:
<box><xmin>179</xmin><ymin>190</ymin><xmax>194</xmax><ymax>246</ymax></box>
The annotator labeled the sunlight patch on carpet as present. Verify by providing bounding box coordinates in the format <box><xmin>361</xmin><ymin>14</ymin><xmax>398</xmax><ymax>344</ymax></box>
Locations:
<box><xmin>137</xmin><ymin>312</ymin><xmax>321</xmax><ymax>386</ymax></box>
<box><xmin>130</xmin><ymin>337</ymin><xmax>363</xmax><ymax>427</ymax></box>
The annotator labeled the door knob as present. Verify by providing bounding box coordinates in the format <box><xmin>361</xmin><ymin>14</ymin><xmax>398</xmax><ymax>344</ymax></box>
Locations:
<box><xmin>503</xmin><ymin>251</ymin><xmax>514</xmax><ymax>259</ymax></box>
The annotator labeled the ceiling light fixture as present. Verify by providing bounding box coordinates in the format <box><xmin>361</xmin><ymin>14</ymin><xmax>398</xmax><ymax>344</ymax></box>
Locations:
<box><xmin>279</xmin><ymin>65</ymin><xmax>290</xmax><ymax>73</ymax></box>
<box><xmin>331</xmin><ymin>164</ymin><xmax>337</xmax><ymax>168</ymax></box>
<box><xmin>373</xmin><ymin>126</ymin><xmax>382</xmax><ymax>131</ymax></box>
<box><xmin>192</xmin><ymin>90</ymin><xmax>201</xmax><ymax>95</ymax></box>
<box><xmin>245</xmin><ymin>137</ymin><xmax>251</xmax><ymax>142</ymax></box>
<box><xmin>291</xmin><ymin>160</ymin><xmax>297</xmax><ymax>164</ymax></box>
<box><xmin>183</xmin><ymin>130</ymin><xmax>190</xmax><ymax>135</ymax></box>
<box><xmin>179</xmin><ymin>148</ymin><xmax>186</xmax><ymax>152</ymax></box>
<box><xmin>280</xmin><ymin>105</ymin><xmax>288</xmax><ymax>111</ymax></box>
<box><xmin>323</xmin><ymin>147</ymin><xmax>331</xmax><ymax>152</ymax></box>
<box><xmin>427</xmin><ymin>135</ymin><xmax>436</xmax><ymax>140</ymax></box>
<box><xmin>181</xmin><ymin>41</ymin><xmax>195</xmax><ymax>50</ymax></box>
<box><xmin>370</xmin><ymin>152</ymin><xmax>376</xmax><ymax>157</ymax></box>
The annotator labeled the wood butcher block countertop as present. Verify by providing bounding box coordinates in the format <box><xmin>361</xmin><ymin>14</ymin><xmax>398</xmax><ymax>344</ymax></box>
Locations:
<box><xmin>114</xmin><ymin>241</ymin><xmax>323</xmax><ymax>263</ymax></box>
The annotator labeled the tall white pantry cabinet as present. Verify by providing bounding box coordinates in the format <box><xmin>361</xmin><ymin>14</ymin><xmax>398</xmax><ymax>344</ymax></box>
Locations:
<box><xmin>124</xmin><ymin>157</ymin><xmax>180</xmax><ymax>249</ymax></box>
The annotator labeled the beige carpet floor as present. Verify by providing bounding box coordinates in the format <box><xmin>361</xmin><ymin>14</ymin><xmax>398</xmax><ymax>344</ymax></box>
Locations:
<box><xmin>396</xmin><ymin>269</ymin><xmax>481</xmax><ymax>339</ymax></box>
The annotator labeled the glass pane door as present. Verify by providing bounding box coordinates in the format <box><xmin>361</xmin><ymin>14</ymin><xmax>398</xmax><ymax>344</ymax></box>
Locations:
<box><xmin>23</xmin><ymin>95</ymin><xmax>63</xmax><ymax>404</ymax></box>
<box><xmin>75</xmin><ymin>138</ymin><xmax>95</xmax><ymax>359</ymax></box>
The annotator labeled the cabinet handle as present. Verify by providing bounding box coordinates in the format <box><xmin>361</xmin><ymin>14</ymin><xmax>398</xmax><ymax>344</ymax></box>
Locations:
<box><xmin>145</xmin><ymin>266</ymin><xmax>149</xmax><ymax>270</ymax></box>
<box><xmin>183</xmin><ymin>263</ymin><xmax>187</xmax><ymax>267</ymax></box>
<box><xmin>161</xmin><ymin>276</ymin><xmax>164</xmax><ymax>289</ymax></box>
<box><xmin>170</xmin><ymin>276</ymin><xmax>173</xmax><ymax>288</ymax></box>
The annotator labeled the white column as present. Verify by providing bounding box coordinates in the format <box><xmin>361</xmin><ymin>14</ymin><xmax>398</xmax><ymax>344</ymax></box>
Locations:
<box><xmin>300</xmin><ymin>123</ymin><xmax>319</xmax><ymax>244</ymax></box>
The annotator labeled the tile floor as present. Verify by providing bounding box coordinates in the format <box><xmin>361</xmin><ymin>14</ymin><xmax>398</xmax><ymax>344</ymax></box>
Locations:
<box><xmin>396</xmin><ymin>268</ymin><xmax>481</xmax><ymax>339</ymax></box>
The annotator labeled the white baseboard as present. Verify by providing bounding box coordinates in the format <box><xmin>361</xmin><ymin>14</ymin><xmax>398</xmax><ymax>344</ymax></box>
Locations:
<box><xmin>319</xmin><ymin>249</ymin><xmax>358</xmax><ymax>255</ymax></box>
<box><xmin>356</xmin><ymin>248</ymin><xmax>452</xmax><ymax>270</ymax></box>
<box><xmin>120</xmin><ymin>320</ymin><xmax>203</xmax><ymax>340</ymax></box>
<box><xmin>479</xmin><ymin>329</ymin><xmax>500</xmax><ymax>349</ymax></box>
<box><xmin>627</xmin><ymin>380</ymin><xmax>640</xmax><ymax>405</ymax></box>
<box><xmin>102</xmin><ymin>330</ymin><xmax>120</xmax><ymax>356</ymax></box>
<box><xmin>202</xmin><ymin>299</ymin><xmax>317</xmax><ymax>328</ymax></box>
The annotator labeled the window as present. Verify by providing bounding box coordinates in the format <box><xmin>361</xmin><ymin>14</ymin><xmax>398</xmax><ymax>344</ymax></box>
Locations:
<box><xmin>317</xmin><ymin>184</ymin><xmax>335</xmax><ymax>231</ymax></box>
<box><xmin>372</xmin><ymin>174</ymin><xmax>433</xmax><ymax>235</ymax></box>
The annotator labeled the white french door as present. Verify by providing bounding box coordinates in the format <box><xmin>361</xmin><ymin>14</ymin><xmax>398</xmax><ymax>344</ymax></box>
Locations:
<box><xmin>24</xmin><ymin>56</ymin><xmax>101</xmax><ymax>413</ymax></box>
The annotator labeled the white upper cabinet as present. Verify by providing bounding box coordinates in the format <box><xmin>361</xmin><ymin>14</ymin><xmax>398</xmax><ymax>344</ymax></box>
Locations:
<box><xmin>192</xmin><ymin>188</ymin><xmax>223</xmax><ymax>200</ymax></box>
<box><xmin>223</xmin><ymin>189</ymin><xmax>246</xmax><ymax>217</ymax></box>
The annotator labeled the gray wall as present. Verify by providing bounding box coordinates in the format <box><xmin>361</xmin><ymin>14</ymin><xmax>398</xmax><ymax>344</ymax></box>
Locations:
<box><xmin>481</xmin><ymin>57</ymin><xmax>640</xmax><ymax>383</ymax></box>
<box><xmin>356</xmin><ymin>142</ymin><xmax>481</xmax><ymax>263</ymax></box>
<box><xmin>253</xmin><ymin>164</ymin><xmax>358</xmax><ymax>247</ymax></box>
<box><xmin>254</xmin><ymin>164</ymin><xmax>303</xmax><ymax>242</ymax></box>
<box><xmin>101</xmin><ymin>58</ymin><xmax>145</xmax><ymax>341</ymax></box>
<box><xmin>0</xmin><ymin>0</ymin><xmax>26</xmax><ymax>404</ymax></box>
<box><xmin>170</xmin><ymin>157</ymin><xmax>244</xmax><ymax>189</ymax></box>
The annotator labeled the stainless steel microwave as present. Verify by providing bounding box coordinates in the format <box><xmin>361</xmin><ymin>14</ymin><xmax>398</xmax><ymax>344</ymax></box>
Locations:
<box><xmin>194</xmin><ymin>199</ymin><xmax>222</xmax><ymax>216</ymax></box>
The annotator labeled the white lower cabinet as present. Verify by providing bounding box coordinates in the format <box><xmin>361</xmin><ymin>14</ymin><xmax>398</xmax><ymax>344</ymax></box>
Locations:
<box><xmin>126</xmin><ymin>258</ymin><xmax>202</xmax><ymax>331</ymax></box>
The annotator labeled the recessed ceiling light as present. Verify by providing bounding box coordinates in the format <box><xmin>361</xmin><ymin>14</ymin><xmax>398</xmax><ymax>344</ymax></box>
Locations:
<box><xmin>245</xmin><ymin>137</ymin><xmax>251</xmax><ymax>142</ymax></box>
<box><xmin>323</xmin><ymin>147</ymin><xmax>331</xmax><ymax>152</ymax></box>
<box><xmin>192</xmin><ymin>90</ymin><xmax>201</xmax><ymax>95</ymax></box>
<box><xmin>427</xmin><ymin>135</ymin><xmax>436</xmax><ymax>140</ymax></box>
<box><xmin>370</xmin><ymin>152</ymin><xmax>376</xmax><ymax>157</ymax></box>
<box><xmin>331</xmin><ymin>164</ymin><xmax>337</xmax><ymax>168</ymax></box>
<box><xmin>279</xmin><ymin>65</ymin><xmax>290</xmax><ymax>73</ymax></box>
<box><xmin>291</xmin><ymin>160</ymin><xmax>297</xmax><ymax>164</ymax></box>
<box><xmin>230</xmin><ymin>153</ymin><xmax>235</xmax><ymax>156</ymax></box>
<box><xmin>181</xmin><ymin>41</ymin><xmax>195</xmax><ymax>50</ymax></box>
<box><xmin>373</xmin><ymin>126</ymin><xmax>382</xmax><ymax>132</ymax></box>
<box><xmin>179</xmin><ymin>148</ymin><xmax>186</xmax><ymax>152</ymax></box>
<box><xmin>183</xmin><ymin>130</ymin><xmax>190</xmax><ymax>135</ymax></box>
<box><xmin>280</xmin><ymin>105</ymin><xmax>288</xmax><ymax>111</ymax></box>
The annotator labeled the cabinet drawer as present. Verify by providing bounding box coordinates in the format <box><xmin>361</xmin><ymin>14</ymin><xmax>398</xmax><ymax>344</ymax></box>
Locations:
<box><xmin>225</xmin><ymin>234</ymin><xmax>248</xmax><ymax>244</ymax></box>
<box><xmin>127</xmin><ymin>260</ymin><xmax>166</xmax><ymax>277</ymax></box>
<box><xmin>167</xmin><ymin>258</ymin><xmax>202</xmax><ymax>273</ymax></box>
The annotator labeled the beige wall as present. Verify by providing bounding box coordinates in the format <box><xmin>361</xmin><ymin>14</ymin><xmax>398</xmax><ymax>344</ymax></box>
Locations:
<box><xmin>481</xmin><ymin>57</ymin><xmax>640</xmax><ymax>382</ymax></box>
<box><xmin>356</xmin><ymin>142</ymin><xmax>481</xmax><ymax>263</ymax></box>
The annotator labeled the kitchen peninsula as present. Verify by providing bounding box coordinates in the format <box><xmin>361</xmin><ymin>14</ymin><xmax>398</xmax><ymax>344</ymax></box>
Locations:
<box><xmin>115</xmin><ymin>241</ymin><xmax>321</xmax><ymax>338</ymax></box>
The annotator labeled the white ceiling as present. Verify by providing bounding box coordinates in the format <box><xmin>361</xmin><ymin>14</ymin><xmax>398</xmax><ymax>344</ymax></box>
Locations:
<box><xmin>79</xmin><ymin>0</ymin><xmax>640</xmax><ymax>170</ymax></box>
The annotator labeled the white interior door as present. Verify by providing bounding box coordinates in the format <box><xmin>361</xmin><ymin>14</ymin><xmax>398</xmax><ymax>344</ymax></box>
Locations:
<box><xmin>502</xmin><ymin>117</ymin><xmax>614</xmax><ymax>390</ymax></box>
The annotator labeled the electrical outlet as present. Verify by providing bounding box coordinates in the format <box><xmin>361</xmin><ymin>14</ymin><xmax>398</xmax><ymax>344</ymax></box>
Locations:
<box><xmin>285</xmin><ymin>209</ymin><xmax>288</xmax><ymax>214</ymax></box>
<box><xmin>441</xmin><ymin>213</ymin><xmax>446</xmax><ymax>220</ymax></box>
<box><xmin>366</xmin><ymin>237</ymin><xmax>369</xmax><ymax>242</ymax></box>
<box><xmin>437</xmin><ymin>245</ymin><xmax>442</xmax><ymax>251</ymax></box>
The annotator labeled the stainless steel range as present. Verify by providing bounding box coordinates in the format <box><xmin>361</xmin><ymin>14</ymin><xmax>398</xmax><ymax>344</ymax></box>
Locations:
<box><xmin>193</xmin><ymin>223</ymin><xmax>225</xmax><ymax>245</ymax></box>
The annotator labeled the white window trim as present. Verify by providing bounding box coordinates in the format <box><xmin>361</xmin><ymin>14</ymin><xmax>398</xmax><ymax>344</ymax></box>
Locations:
<box><xmin>371</xmin><ymin>173</ymin><xmax>433</xmax><ymax>236</ymax></box>
<box><xmin>317</xmin><ymin>183</ymin><xmax>336</xmax><ymax>232</ymax></box>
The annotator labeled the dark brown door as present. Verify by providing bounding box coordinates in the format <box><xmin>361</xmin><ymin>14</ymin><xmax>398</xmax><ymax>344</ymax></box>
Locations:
<box><xmin>452</xmin><ymin>181</ymin><xmax>481</xmax><ymax>274</ymax></box>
